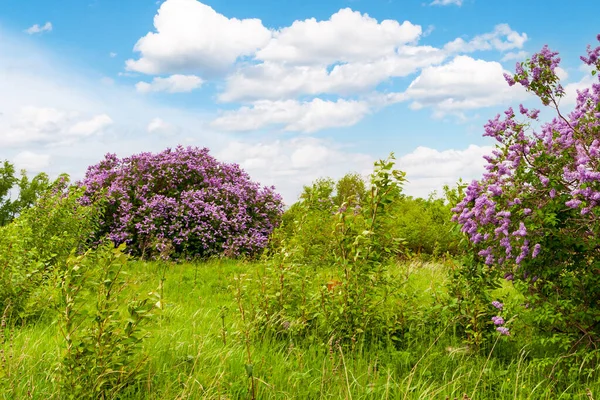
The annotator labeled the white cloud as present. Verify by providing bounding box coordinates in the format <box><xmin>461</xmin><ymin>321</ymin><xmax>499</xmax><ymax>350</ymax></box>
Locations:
<box><xmin>255</xmin><ymin>8</ymin><xmax>422</xmax><ymax>65</ymax></box>
<box><xmin>398</xmin><ymin>144</ymin><xmax>493</xmax><ymax>198</ymax></box>
<box><xmin>555</xmin><ymin>66</ymin><xmax>569</xmax><ymax>81</ymax></box>
<box><xmin>136</xmin><ymin>74</ymin><xmax>203</xmax><ymax>93</ymax></box>
<box><xmin>216</xmin><ymin>138</ymin><xmax>494</xmax><ymax>203</ymax></box>
<box><xmin>122</xmin><ymin>2</ymin><xmax>534</xmax><ymax>133</ymax></box>
<box><xmin>109</xmin><ymin>52</ymin><xmax>117</xmax><ymax>58</ymax></box>
<box><xmin>127</xmin><ymin>3</ymin><xmax>529</xmax><ymax>106</ymax></box>
<box><xmin>216</xmin><ymin>137</ymin><xmax>373</xmax><ymax>203</ymax></box>
<box><xmin>402</xmin><ymin>55</ymin><xmax>529</xmax><ymax>116</ymax></box>
<box><xmin>125</xmin><ymin>0</ymin><xmax>271</xmax><ymax>75</ymax></box>
<box><xmin>0</xmin><ymin>106</ymin><xmax>113</xmax><ymax>147</ymax></box>
<box><xmin>219</xmin><ymin>23</ymin><xmax>525</xmax><ymax>102</ymax></box>
<box><xmin>501</xmin><ymin>50</ymin><xmax>528</xmax><ymax>62</ymax></box>
<box><xmin>68</xmin><ymin>114</ymin><xmax>113</xmax><ymax>137</ymax></box>
<box><xmin>25</xmin><ymin>22</ymin><xmax>53</xmax><ymax>35</ymax></box>
<box><xmin>12</xmin><ymin>151</ymin><xmax>51</xmax><ymax>172</ymax></box>
<box><xmin>430</xmin><ymin>0</ymin><xmax>463</xmax><ymax>6</ymax></box>
<box><xmin>561</xmin><ymin>71</ymin><xmax>595</xmax><ymax>108</ymax></box>
<box><xmin>220</xmin><ymin>46</ymin><xmax>446</xmax><ymax>102</ymax></box>
<box><xmin>443</xmin><ymin>24</ymin><xmax>527</xmax><ymax>53</ymax></box>
<box><xmin>147</xmin><ymin>117</ymin><xmax>180</xmax><ymax>135</ymax></box>
<box><xmin>211</xmin><ymin>98</ymin><xmax>371</xmax><ymax>133</ymax></box>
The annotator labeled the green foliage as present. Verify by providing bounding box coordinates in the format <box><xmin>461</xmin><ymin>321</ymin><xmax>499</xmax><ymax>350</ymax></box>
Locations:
<box><xmin>0</xmin><ymin>160</ymin><xmax>52</xmax><ymax>226</ymax></box>
<box><xmin>272</xmin><ymin>173</ymin><xmax>463</xmax><ymax>265</ymax></box>
<box><xmin>0</xmin><ymin>161</ymin><xmax>16</xmax><ymax>226</ymax></box>
<box><xmin>384</xmin><ymin>195</ymin><xmax>462</xmax><ymax>258</ymax></box>
<box><xmin>268</xmin><ymin>177</ymin><xmax>338</xmax><ymax>265</ymax></box>
<box><xmin>445</xmin><ymin>255</ymin><xmax>502</xmax><ymax>347</ymax></box>
<box><xmin>246</xmin><ymin>154</ymin><xmax>414</xmax><ymax>345</ymax></box>
<box><xmin>0</xmin><ymin>176</ymin><xmax>102</xmax><ymax>321</ymax></box>
<box><xmin>56</xmin><ymin>243</ymin><xmax>159</xmax><ymax>399</ymax></box>
<box><xmin>333</xmin><ymin>172</ymin><xmax>366</xmax><ymax>207</ymax></box>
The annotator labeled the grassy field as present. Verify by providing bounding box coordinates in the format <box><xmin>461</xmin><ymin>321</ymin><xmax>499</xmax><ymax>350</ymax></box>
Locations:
<box><xmin>2</xmin><ymin>258</ymin><xmax>599</xmax><ymax>399</ymax></box>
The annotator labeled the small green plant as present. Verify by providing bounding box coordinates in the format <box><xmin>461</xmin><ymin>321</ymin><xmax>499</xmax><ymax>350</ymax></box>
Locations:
<box><xmin>56</xmin><ymin>243</ymin><xmax>159</xmax><ymax>399</ymax></box>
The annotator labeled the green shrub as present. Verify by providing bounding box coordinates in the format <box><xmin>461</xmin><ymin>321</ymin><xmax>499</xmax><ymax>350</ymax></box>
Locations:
<box><xmin>56</xmin><ymin>243</ymin><xmax>159</xmax><ymax>399</ymax></box>
<box><xmin>0</xmin><ymin>176</ymin><xmax>102</xmax><ymax>321</ymax></box>
<box><xmin>245</xmin><ymin>154</ymin><xmax>415</xmax><ymax>346</ymax></box>
<box><xmin>0</xmin><ymin>160</ymin><xmax>51</xmax><ymax>227</ymax></box>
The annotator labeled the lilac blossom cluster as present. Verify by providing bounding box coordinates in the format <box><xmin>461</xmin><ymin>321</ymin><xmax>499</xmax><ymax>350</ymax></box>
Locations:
<box><xmin>491</xmin><ymin>301</ymin><xmax>510</xmax><ymax>335</ymax></box>
<box><xmin>452</xmin><ymin>35</ymin><xmax>600</xmax><ymax>273</ymax></box>
<box><xmin>79</xmin><ymin>146</ymin><xmax>284</xmax><ymax>259</ymax></box>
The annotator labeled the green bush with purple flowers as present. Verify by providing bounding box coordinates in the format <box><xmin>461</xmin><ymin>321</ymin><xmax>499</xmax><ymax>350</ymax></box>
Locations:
<box><xmin>452</xmin><ymin>35</ymin><xmax>600</xmax><ymax>348</ymax></box>
<box><xmin>79</xmin><ymin>145</ymin><xmax>284</xmax><ymax>260</ymax></box>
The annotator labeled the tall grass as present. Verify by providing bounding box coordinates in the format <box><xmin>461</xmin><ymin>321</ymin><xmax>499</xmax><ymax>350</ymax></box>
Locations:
<box><xmin>1</xmin><ymin>258</ymin><xmax>598</xmax><ymax>399</ymax></box>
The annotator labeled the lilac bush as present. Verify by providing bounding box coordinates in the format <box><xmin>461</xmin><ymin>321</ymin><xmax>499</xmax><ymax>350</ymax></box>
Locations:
<box><xmin>79</xmin><ymin>146</ymin><xmax>283</xmax><ymax>259</ymax></box>
<box><xmin>452</xmin><ymin>35</ymin><xmax>600</xmax><ymax>345</ymax></box>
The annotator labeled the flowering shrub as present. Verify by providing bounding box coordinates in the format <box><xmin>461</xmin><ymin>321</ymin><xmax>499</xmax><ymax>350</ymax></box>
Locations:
<box><xmin>79</xmin><ymin>146</ymin><xmax>283</xmax><ymax>259</ymax></box>
<box><xmin>452</xmin><ymin>35</ymin><xmax>600</xmax><ymax>346</ymax></box>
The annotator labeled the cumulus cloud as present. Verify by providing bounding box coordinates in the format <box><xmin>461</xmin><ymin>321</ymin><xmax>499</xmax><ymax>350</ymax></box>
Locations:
<box><xmin>123</xmin><ymin>2</ymin><xmax>534</xmax><ymax>132</ymax></box>
<box><xmin>147</xmin><ymin>117</ymin><xmax>180</xmax><ymax>135</ymax></box>
<box><xmin>220</xmin><ymin>46</ymin><xmax>446</xmax><ymax>102</ymax></box>
<box><xmin>136</xmin><ymin>74</ymin><xmax>203</xmax><ymax>93</ymax></box>
<box><xmin>501</xmin><ymin>50</ymin><xmax>528</xmax><ymax>62</ymax></box>
<box><xmin>69</xmin><ymin>114</ymin><xmax>113</xmax><ymax>136</ymax></box>
<box><xmin>216</xmin><ymin>137</ymin><xmax>373</xmax><ymax>203</ymax></box>
<box><xmin>12</xmin><ymin>151</ymin><xmax>51</xmax><ymax>172</ymax></box>
<box><xmin>25</xmin><ymin>22</ymin><xmax>53</xmax><ymax>35</ymax></box>
<box><xmin>443</xmin><ymin>24</ymin><xmax>527</xmax><ymax>53</ymax></box>
<box><xmin>402</xmin><ymin>55</ymin><xmax>529</xmax><ymax>116</ymax></box>
<box><xmin>398</xmin><ymin>144</ymin><xmax>492</xmax><ymax>198</ymax></box>
<box><xmin>0</xmin><ymin>106</ymin><xmax>113</xmax><ymax>147</ymax></box>
<box><xmin>255</xmin><ymin>8</ymin><xmax>422</xmax><ymax>65</ymax></box>
<box><xmin>125</xmin><ymin>0</ymin><xmax>271</xmax><ymax>75</ymax></box>
<box><xmin>216</xmin><ymin>138</ymin><xmax>494</xmax><ymax>203</ymax></box>
<box><xmin>210</xmin><ymin>98</ymin><xmax>371</xmax><ymax>133</ymax></box>
<box><xmin>218</xmin><ymin>23</ymin><xmax>525</xmax><ymax>103</ymax></box>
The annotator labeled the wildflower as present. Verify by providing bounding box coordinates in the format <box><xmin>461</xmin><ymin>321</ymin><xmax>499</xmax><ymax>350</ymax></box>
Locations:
<box><xmin>492</xmin><ymin>301</ymin><xmax>504</xmax><ymax>310</ymax></box>
<box><xmin>496</xmin><ymin>327</ymin><xmax>510</xmax><ymax>335</ymax></box>
<box><xmin>491</xmin><ymin>316</ymin><xmax>505</xmax><ymax>325</ymax></box>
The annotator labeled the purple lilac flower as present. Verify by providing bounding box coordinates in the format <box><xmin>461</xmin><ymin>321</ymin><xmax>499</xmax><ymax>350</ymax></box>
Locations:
<box><xmin>496</xmin><ymin>327</ymin><xmax>510</xmax><ymax>336</ymax></box>
<box><xmin>452</xmin><ymin>35</ymin><xmax>600</xmax><ymax>271</ymax></box>
<box><xmin>492</xmin><ymin>301</ymin><xmax>504</xmax><ymax>310</ymax></box>
<box><xmin>532</xmin><ymin>244</ymin><xmax>541</xmax><ymax>258</ymax></box>
<box><xmin>491</xmin><ymin>316</ymin><xmax>505</xmax><ymax>325</ymax></box>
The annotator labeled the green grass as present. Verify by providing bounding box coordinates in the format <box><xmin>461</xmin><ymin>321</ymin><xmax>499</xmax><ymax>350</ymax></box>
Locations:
<box><xmin>1</xmin><ymin>259</ymin><xmax>599</xmax><ymax>399</ymax></box>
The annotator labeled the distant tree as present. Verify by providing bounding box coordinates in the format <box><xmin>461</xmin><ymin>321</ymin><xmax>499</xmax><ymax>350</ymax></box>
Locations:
<box><xmin>0</xmin><ymin>160</ymin><xmax>51</xmax><ymax>226</ymax></box>
<box><xmin>333</xmin><ymin>172</ymin><xmax>366</xmax><ymax>207</ymax></box>
<box><xmin>0</xmin><ymin>161</ymin><xmax>17</xmax><ymax>226</ymax></box>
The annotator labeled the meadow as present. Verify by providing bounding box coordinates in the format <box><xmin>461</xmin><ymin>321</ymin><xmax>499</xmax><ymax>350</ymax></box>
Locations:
<box><xmin>4</xmin><ymin>256</ymin><xmax>599</xmax><ymax>399</ymax></box>
<box><xmin>2</xmin><ymin>36</ymin><xmax>600</xmax><ymax>399</ymax></box>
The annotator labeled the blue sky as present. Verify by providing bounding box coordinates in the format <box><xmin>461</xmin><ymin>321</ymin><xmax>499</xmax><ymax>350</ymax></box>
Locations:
<box><xmin>0</xmin><ymin>0</ymin><xmax>598</xmax><ymax>203</ymax></box>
